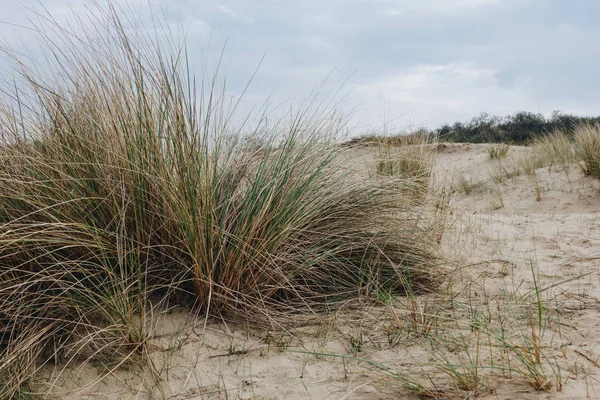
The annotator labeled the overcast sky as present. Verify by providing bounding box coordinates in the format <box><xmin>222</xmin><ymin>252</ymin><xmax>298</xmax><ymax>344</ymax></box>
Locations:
<box><xmin>1</xmin><ymin>0</ymin><xmax>599</xmax><ymax>133</ymax></box>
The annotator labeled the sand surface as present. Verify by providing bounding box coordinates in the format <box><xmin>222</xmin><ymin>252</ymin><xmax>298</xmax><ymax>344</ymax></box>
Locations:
<box><xmin>33</xmin><ymin>144</ymin><xmax>600</xmax><ymax>399</ymax></box>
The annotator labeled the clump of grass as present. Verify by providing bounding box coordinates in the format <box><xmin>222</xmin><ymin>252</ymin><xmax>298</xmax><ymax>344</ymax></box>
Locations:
<box><xmin>519</xmin><ymin>152</ymin><xmax>545</xmax><ymax>176</ymax></box>
<box><xmin>455</xmin><ymin>173</ymin><xmax>488</xmax><ymax>196</ymax></box>
<box><xmin>531</xmin><ymin>172</ymin><xmax>542</xmax><ymax>202</ymax></box>
<box><xmin>456</xmin><ymin>173</ymin><xmax>474</xmax><ymax>195</ymax></box>
<box><xmin>575</xmin><ymin>123</ymin><xmax>600</xmax><ymax>179</ymax></box>
<box><xmin>0</xmin><ymin>5</ymin><xmax>446</xmax><ymax>397</ymax></box>
<box><xmin>376</xmin><ymin>145</ymin><xmax>432</xmax><ymax>176</ymax></box>
<box><xmin>487</xmin><ymin>143</ymin><xmax>511</xmax><ymax>160</ymax></box>
<box><xmin>489</xmin><ymin>161</ymin><xmax>520</xmax><ymax>184</ymax></box>
<box><xmin>347</xmin><ymin>128</ymin><xmax>432</xmax><ymax>147</ymax></box>
<box><xmin>490</xmin><ymin>185</ymin><xmax>505</xmax><ymax>210</ymax></box>
<box><xmin>375</xmin><ymin>140</ymin><xmax>435</xmax><ymax>199</ymax></box>
<box><xmin>533</xmin><ymin>130</ymin><xmax>576</xmax><ymax>167</ymax></box>
<box><xmin>518</xmin><ymin>131</ymin><xmax>576</xmax><ymax>175</ymax></box>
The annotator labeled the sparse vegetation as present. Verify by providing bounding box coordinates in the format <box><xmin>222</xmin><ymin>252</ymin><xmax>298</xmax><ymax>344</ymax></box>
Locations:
<box><xmin>455</xmin><ymin>173</ymin><xmax>488</xmax><ymax>195</ymax></box>
<box><xmin>489</xmin><ymin>160</ymin><xmax>520</xmax><ymax>184</ymax></box>
<box><xmin>331</xmin><ymin>259</ymin><xmax>572</xmax><ymax>397</ymax></box>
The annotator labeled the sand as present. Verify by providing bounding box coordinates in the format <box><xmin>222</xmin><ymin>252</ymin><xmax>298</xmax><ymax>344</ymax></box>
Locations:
<box><xmin>33</xmin><ymin>144</ymin><xmax>600</xmax><ymax>399</ymax></box>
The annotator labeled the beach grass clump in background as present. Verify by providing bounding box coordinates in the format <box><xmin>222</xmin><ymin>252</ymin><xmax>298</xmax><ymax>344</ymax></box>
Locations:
<box><xmin>0</xmin><ymin>5</ymin><xmax>446</xmax><ymax>397</ymax></box>
<box><xmin>574</xmin><ymin>123</ymin><xmax>600</xmax><ymax>180</ymax></box>
<box><xmin>487</xmin><ymin>143</ymin><xmax>511</xmax><ymax>160</ymax></box>
<box><xmin>518</xmin><ymin>130</ymin><xmax>576</xmax><ymax>175</ymax></box>
<box><xmin>376</xmin><ymin>147</ymin><xmax>433</xmax><ymax>203</ymax></box>
<box><xmin>345</xmin><ymin>128</ymin><xmax>431</xmax><ymax>147</ymax></box>
<box><xmin>374</xmin><ymin>134</ymin><xmax>436</xmax><ymax>199</ymax></box>
<box><xmin>532</xmin><ymin>130</ymin><xmax>576</xmax><ymax>166</ymax></box>
<box><xmin>454</xmin><ymin>172</ymin><xmax>488</xmax><ymax>195</ymax></box>
<box><xmin>376</xmin><ymin>145</ymin><xmax>433</xmax><ymax>180</ymax></box>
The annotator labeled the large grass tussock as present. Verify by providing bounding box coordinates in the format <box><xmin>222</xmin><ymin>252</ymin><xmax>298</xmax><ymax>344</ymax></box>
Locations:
<box><xmin>0</xmin><ymin>5</ymin><xmax>445</xmax><ymax>397</ymax></box>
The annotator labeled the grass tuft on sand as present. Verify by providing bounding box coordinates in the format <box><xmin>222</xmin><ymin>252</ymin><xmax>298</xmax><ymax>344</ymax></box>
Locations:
<box><xmin>487</xmin><ymin>143</ymin><xmax>511</xmax><ymax>160</ymax></box>
<box><xmin>0</xmin><ymin>5</ymin><xmax>446</xmax><ymax>397</ymax></box>
<box><xmin>575</xmin><ymin>123</ymin><xmax>600</xmax><ymax>180</ymax></box>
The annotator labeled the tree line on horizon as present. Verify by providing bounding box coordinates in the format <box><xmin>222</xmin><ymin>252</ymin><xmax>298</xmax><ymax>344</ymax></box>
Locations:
<box><xmin>433</xmin><ymin>111</ymin><xmax>600</xmax><ymax>144</ymax></box>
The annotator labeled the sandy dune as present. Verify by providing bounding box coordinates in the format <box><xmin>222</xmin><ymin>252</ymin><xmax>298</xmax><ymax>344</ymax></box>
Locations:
<box><xmin>34</xmin><ymin>143</ymin><xmax>600</xmax><ymax>399</ymax></box>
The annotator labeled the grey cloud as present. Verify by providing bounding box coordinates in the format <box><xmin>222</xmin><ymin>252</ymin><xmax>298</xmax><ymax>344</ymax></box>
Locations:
<box><xmin>1</xmin><ymin>0</ymin><xmax>599</xmax><ymax>129</ymax></box>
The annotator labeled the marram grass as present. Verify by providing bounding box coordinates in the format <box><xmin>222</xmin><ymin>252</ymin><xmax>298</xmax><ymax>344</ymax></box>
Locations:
<box><xmin>0</xmin><ymin>5</ymin><xmax>446</xmax><ymax>398</ymax></box>
<box><xmin>575</xmin><ymin>123</ymin><xmax>600</xmax><ymax>179</ymax></box>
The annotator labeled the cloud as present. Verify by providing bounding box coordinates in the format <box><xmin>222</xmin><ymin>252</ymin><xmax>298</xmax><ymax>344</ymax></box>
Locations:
<box><xmin>351</xmin><ymin>63</ymin><xmax>528</xmax><ymax>128</ymax></box>
<box><xmin>0</xmin><ymin>0</ymin><xmax>599</xmax><ymax>131</ymax></box>
<box><xmin>374</xmin><ymin>0</ymin><xmax>528</xmax><ymax>20</ymax></box>
<box><xmin>216</xmin><ymin>4</ymin><xmax>251</xmax><ymax>22</ymax></box>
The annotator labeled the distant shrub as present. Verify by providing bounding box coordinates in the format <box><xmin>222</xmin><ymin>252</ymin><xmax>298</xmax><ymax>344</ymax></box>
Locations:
<box><xmin>437</xmin><ymin>111</ymin><xmax>600</xmax><ymax>145</ymax></box>
<box><xmin>346</xmin><ymin>112</ymin><xmax>600</xmax><ymax>146</ymax></box>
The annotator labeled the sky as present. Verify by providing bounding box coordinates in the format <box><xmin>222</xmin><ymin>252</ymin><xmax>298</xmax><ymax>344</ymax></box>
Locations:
<box><xmin>1</xmin><ymin>0</ymin><xmax>599</xmax><ymax>134</ymax></box>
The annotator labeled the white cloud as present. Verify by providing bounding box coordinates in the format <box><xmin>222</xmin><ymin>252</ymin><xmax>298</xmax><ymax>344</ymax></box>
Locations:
<box><xmin>352</xmin><ymin>63</ymin><xmax>531</xmax><ymax>128</ymax></box>
<box><xmin>217</xmin><ymin>4</ymin><xmax>248</xmax><ymax>21</ymax></box>
<box><xmin>375</xmin><ymin>0</ymin><xmax>528</xmax><ymax>19</ymax></box>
